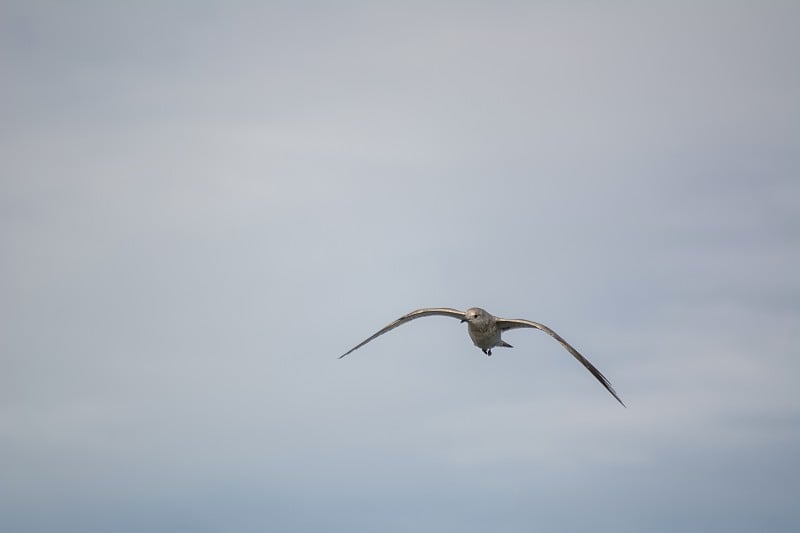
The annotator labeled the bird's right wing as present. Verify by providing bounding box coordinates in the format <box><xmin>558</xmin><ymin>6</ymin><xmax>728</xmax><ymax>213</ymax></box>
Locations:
<box><xmin>339</xmin><ymin>308</ymin><xmax>466</xmax><ymax>358</ymax></box>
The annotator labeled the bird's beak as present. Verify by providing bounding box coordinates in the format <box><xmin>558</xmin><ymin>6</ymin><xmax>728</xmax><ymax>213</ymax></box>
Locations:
<box><xmin>460</xmin><ymin>318</ymin><xmax>466</xmax><ymax>323</ymax></box>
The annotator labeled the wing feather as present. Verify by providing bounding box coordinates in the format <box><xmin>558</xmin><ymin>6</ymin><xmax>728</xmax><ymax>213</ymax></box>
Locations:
<box><xmin>339</xmin><ymin>308</ymin><xmax>466</xmax><ymax>358</ymax></box>
<box><xmin>496</xmin><ymin>318</ymin><xmax>625</xmax><ymax>406</ymax></box>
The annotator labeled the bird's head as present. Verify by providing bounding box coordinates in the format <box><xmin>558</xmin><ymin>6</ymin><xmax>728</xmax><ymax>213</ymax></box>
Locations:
<box><xmin>461</xmin><ymin>307</ymin><xmax>489</xmax><ymax>325</ymax></box>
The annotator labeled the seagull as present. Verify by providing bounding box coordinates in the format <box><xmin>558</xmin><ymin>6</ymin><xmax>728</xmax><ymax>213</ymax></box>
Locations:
<box><xmin>339</xmin><ymin>307</ymin><xmax>625</xmax><ymax>406</ymax></box>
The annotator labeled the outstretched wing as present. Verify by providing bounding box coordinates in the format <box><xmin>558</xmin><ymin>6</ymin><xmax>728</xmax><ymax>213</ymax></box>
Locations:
<box><xmin>339</xmin><ymin>308</ymin><xmax>466</xmax><ymax>359</ymax></box>
<box><xmin>496</xmin><ymin>318</ymin><xmax>625</xmax><ymax>407</ymax></box>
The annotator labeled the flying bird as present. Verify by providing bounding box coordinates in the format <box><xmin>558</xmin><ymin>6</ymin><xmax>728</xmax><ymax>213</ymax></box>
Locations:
<box><xmin>339</xmin><ymin>307</ymin><xmax>624</xmax><ymax>406</ymax></box>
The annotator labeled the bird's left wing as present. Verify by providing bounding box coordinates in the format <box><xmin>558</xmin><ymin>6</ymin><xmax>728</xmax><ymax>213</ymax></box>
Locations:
<box><xmin>339</xmin><ymin>308</ymin><xmax>466</xmax><ymax>359</ymax></box>
<box><xmin>496</xmin><ymin>318</ymin><xmax>625</xmax><ymax>407</ymax></box>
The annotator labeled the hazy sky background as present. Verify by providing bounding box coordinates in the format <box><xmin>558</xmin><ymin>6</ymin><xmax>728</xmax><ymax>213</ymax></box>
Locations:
<box><xmin>2</xmin><ymin>1</ymin><xmax>798</xmax><ymax>532</ymax></box>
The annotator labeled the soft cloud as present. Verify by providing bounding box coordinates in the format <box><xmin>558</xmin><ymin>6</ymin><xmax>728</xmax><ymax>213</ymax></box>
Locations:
<box><xmin>2</xmin><ymin>1</ymin><xmax>798</xmax><ymax>532</ymax></box>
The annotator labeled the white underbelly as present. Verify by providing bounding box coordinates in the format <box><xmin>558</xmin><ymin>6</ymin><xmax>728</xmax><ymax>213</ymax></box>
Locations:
<box><xmin>468</xmin><ymin>326</ymin><xmax>501</xmax><ymax>349</ymax></box>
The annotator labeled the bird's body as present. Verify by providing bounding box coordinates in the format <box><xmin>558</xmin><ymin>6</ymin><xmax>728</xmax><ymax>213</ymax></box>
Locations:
<box><xmin>339</xmin><ymin>306</ymin><xmax>625</xmax><ymax>406</ymax></box>
<box><xmin>463</xmin><ymin>307</ymin><xmax>510</xmax><ymax>354</ymax></box>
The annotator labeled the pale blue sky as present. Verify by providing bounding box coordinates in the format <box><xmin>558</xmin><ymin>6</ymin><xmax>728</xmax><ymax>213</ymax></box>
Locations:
<box><xmin>2</xmin><ymin>2</ymin><xmax>799</xmax><ymax>532</ymax></box>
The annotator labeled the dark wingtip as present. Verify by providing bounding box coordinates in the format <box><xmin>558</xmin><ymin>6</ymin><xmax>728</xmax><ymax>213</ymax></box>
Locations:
<box><xmin>601</xmin><ymin>382</ymin><xmax>625</xmax><ymax>407</ymax></box>
<box><xmin>608</xmin><ymin>387</ymin><xmax>626</xmax><ymax>407</ymax></box>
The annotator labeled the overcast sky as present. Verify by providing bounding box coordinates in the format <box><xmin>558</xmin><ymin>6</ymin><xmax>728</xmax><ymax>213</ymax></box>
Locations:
<box><xmin>2</xmin><ymin>2</ymin><xmax>799</xmax><ymax>532</ymax></box>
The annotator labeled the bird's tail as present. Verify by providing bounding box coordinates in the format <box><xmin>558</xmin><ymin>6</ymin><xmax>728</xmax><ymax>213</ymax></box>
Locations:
<box><xmin>499</xmin><ymin>341</ymin><xmax>513</xmax><ymax>348</ymax></box>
